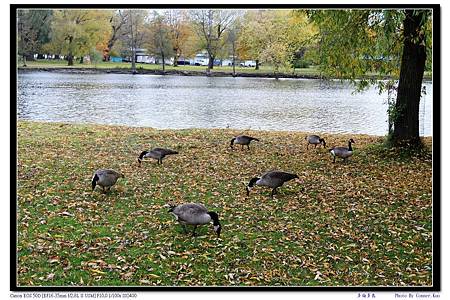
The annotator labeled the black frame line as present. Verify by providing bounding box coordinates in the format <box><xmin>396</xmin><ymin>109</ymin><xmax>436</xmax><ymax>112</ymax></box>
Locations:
<box><xmin>11</xmin><ymin>3</ymin><xmax>441</xmax><ymax>292</ymax></box>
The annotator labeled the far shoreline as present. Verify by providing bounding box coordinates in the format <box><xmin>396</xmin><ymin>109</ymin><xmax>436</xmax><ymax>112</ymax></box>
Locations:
<box><xmin>17</xmin><ymin>66</ymin><xmax>324</xmax><ymax>80</ymax></box>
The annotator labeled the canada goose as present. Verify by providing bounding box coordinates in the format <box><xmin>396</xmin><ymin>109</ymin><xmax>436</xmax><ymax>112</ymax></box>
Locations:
<box><xmin>305</xmin><ymin>135</ymin><xmax>326</xmax><ymax>150</ymax></box>
<box><xmin>246</xmin><ymin>171</ymin><xmax>299</xmax><ymax>198</ymax></box>
<box><xmin>92</xmin><ymin>169</ymin><xmax>124</xmax><ymax>193</ymax></box>
<box><xmin>169</xmin><ymin>203</ymin><xmax>221</xmax><ymax>237</ymax></box>
<box><xmin>138</xmin><ymin>148</ymin><xmax>178</xmax><ymax>166</ymax></box>
<box><xmin>330</xmin><ymin>139</ymin><xmax>355</xmax><ymax>163</ymax></box>
<box><xmin>230</xmin><ymin>135</ymin><xmax>260</xmax><ymax>150</ymax></box>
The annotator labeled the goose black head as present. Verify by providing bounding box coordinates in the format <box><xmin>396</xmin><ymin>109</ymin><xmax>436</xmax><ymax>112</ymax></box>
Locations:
<box><xmin>320</xmin><ymin>138</ymin><xmax>327</xmax><ymax>148</ymax></box>
<box><xmin>138</xmin><ymin>151</ymin><xmax>149</xmax><ymax>165</ymax></box>
<box><xmin>230</xmin><ymin>137</ymin><xmax>236</xmax><ymax>149</ymax></box>
<box><xmin>208</xmin><ymin>211</ymin><xmax>221</xmax><ymax>237</ymax></box>
<box><xmin>347</xmin><ymin>139</ymin><xmax>355</xmax><ymax>151</ymax></box>
<box><xmin>246</xmin><ymin>177</ymin><xmax>260</xmax><ymax>196</ymax></box>
<box><xmin>92</xmin><ymin>174</ymin><xmax>99</xmax><ymax>191</ymax></box>
<box><xmin>168</xmin><ymin>204</ymin><xmax>176</xmax><ymax>213</ymax></box>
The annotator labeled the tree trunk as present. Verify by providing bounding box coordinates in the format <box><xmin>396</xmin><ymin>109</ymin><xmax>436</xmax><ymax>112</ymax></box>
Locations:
<box><xmin>131</xmin><ymin>51</ymin><xmax>136</xmax><ymax>74</ymax></box>
<box><xmin>106</xmin><ymin>35</ymin><xmax>116</xmax><ymax>62</ymax></box>
<box><xmin>232</xmin><ymin>42</ymin><xmax>236</xmax><ymax>77</ymax></box>
<box><xmin>130</xmin><ymin>12</ymin><xmax>137</xmax><ymax>74</ymax></box>
<box><xmin>255</xmin><ymin>59</ymin><xmax>260</xmax><ymax>70</ymax></box>
<box><xmin>79</xmin><ymin>56</ymin><xmax>84</xmax><ymax>64</ymax></box>
<box><xmin>67</xmin><ymin>36</ymin><xmax>74</xmax><ymax>66</ymax></box>
<box><xmin>161</xmin><ymin>52</ymin><xmax>165</xmax><ymax>73</ymax></box>
<box><xmin>208</xmin><ymin>53</ymin><xmax>214</xmax><ymax>70</ymax></box>
<box><xmin>22</xmin><ymin>55</ymin><xmax>27</xmax><ymax>67</ymax></box>
<box><xmin>67</xmin><ymin>53</ymin><xmax>74</xmax><ymax>66</ymax></box>
<box><xmin>173</xmin><ymin>50</ymin><xmax>179</xmax><ymax>67</ymax></box>
<box><xmin>106</xmin><ymin>14</ymin><xmax>126</xmax><ymax>62</ymax></box>
<box><xmin>392</xmin><ymin>10</ymin><xmax>427</xmax><ymax>145</ymax></box>
<box><xmin>131</xmin><ymin>38</ymin><xmax>136</xmax><ymax>74</ymax></box>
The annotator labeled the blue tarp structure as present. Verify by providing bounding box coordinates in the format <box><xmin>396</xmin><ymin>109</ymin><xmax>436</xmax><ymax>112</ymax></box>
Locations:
<box><xmin>110</xmin><ymin>56</ymin><xmax>123</xmax><ymax>62</ymax></box>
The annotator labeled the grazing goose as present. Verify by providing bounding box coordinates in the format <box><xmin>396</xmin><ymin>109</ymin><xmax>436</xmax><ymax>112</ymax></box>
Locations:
<box><xmin>246</xmin><ymin>171</ymin><xmax>299</xmax><ymax>198</ymax></box>
<box><xmin>230</xmin><ymin>135</ymin><xmax>260</xmax><ymax>150</ymax></box>
<box><xmin>138</xmin><ymin>148</ymin><xmax>178</xmax><ymax>165</ymax></box>
<box><xmin>169</xmin><ymin>203</ymin><xmax>221</xmax><ymax>237</ymax></box>
<box><xmin>305</xmin><ymin>135</ymin><xmax>326</xmax><ymax>150</ymax></box>
<box><xmin>330</xmin><ymin>139</ymin><xmax>355</xmax><ymax>163</ymax></box>
<box><xmin>92</xmin><ymin>169</ymin><xmax>124</xmax><ymax>193</ymax></box>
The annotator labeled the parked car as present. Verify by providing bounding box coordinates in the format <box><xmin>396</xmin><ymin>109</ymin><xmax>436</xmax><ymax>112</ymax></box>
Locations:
<box><xmin>194</xmin><ymin>52</ymin><xmax>209</xmax><ymax>66</ymax></box>
<box><xmin>177</xmin><ymin>60</ymin><xmax>190</xmax><ymax>65</ymax></box>
<box><xmin>240</xmin><ymin>60</ymin><xmax>257</xmax><ymax>67</ymax></box>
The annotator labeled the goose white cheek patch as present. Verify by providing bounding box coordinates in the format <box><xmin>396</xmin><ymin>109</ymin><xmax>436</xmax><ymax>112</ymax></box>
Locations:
<box><xmin>214</xmin><ymin>225</ymin><xmax>220</xmax><ymax>232</ymax></box>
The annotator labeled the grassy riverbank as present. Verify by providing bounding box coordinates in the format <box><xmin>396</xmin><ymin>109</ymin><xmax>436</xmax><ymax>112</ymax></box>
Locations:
<box><xmin>17</xmin><ymin>121</ymin><xmax>432</xmax><ymax>287</ymax></box>
<box><xmin>17</xmin><ymin>59</ymin><xmax>433</xmax><ymax>80</ymax></box>
<box><xmin>19</xmin><ymin>59</ymin><xmax>322</xmax><ymax>78</ymax></box>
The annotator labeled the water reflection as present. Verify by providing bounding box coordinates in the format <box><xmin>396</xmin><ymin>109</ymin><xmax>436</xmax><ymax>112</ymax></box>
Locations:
<box><xmin>17</xmin><ymin>72</ymin><xmax>432</xmax><ymax>136</ymax></box>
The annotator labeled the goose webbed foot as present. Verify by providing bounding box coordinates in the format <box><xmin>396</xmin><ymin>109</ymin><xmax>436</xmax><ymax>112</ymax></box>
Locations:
<box><xmin>270</xmin><ymin>188</ymin><xmax>278</xmax><ymax>198</ymax></box>
<box><xmin>191</xmin><ymin>225</ymin><xmax>198</xmax><ymax>237</ymax></box>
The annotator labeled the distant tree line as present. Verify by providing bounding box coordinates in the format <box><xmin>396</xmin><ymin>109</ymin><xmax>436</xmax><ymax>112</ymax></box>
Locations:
<box><xmin>16</xmin><ymin>9</ymin><xmax>318</xmax><ymax>73</ymax></box>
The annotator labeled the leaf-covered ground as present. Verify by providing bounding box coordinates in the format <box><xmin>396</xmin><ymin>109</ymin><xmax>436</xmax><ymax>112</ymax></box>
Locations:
<box><xmin>16</xmin><ymin>121</ymin><xmax>433</xmax><ymax>287</ymax></box>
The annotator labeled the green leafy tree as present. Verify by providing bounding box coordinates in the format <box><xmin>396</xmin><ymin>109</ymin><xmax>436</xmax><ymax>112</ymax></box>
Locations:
<box><xmin>89</xmin><ymin>48</ymin><xmax>103</xmax><ymax>68</ymax></box>
<box><xmin>237</xmin><ymin>10</ymin><xmax>265</xmax><ymax>70</ymax></box>
<box><xmin>309</xmin><ymin>9</ymin><xmax>432</xmax><ymax>146</ymax></box>
<box><xmin>239</xmin><ymin>10</ymin><xmax>316</xmax><ymax>73</ymax></box>
<box><xmin>17</xmin><ymin>9</ymin><xmax>52</xmax><ymax>66</ymax></box>
<box><xmin>286</xmin><ymin>11</ymin><xmax>318</xmax><ymax>71</ymax></box>
<box><xmin>46</xmin><ymin>10</ymin><xmax>110</xmax><ymax>66</ymax></box>
<box><xmin>258</xmin><ymin>11</ymin><xmax>292</xmax><ymax>77</ymax></box>
<box><xmin>17</xmin><ymin>10</ymin><xmax>37</xmax><ymax>66</ymax></box>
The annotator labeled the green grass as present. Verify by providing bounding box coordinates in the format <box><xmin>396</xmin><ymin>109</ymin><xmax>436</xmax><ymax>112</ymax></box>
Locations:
<box><xmin>16</xmin><ymin>121</ymin><xmax>432</xmax><ymax>287</ymax></box>
<box><xmin>18</xmin><ymin>59</ymin><xmax>321</xmax><ymax>76</ymax></box>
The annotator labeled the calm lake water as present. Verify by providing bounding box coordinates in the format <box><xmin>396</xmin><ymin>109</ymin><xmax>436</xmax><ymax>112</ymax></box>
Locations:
<box><xmin>17</xmin><ymin>72</ymin><xmax>433</xmax><ymax>136</ymax></box>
